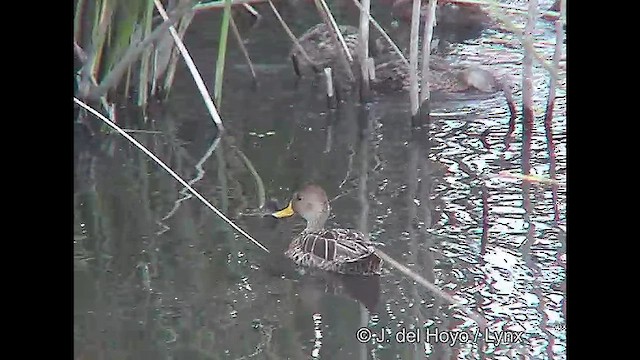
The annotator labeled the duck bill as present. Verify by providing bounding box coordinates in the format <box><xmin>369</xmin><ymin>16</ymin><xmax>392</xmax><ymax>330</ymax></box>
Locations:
<box><xmin>272</xmin><ymin>201</ymin><xmax>295</xmax><ymax>218</ymax></box>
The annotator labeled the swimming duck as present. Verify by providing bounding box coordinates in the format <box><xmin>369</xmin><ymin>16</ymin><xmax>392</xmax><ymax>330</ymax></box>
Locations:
<box><xmin>271</xmin><ymin>184</ymin><xmax>383</xmax><ymax>276</ymax></box>
<box><xmin>290</xmin><ymin>23</ymin><xmax>503</xmax><ymax>96</ymax></box>
<box><xmin>372</xmin><ymin>52</ymin><xmax>503</xmax><ymax>94</ymax></box>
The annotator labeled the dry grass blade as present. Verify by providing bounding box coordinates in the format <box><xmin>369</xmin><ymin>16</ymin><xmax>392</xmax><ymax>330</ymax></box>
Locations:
<box><xmin>153</xmin><ymin>0</ymin><xmax>224</xmax><ymax>132</ymax></box>
<box><xmin>74</xmin><ymin>98</ymin><xmax>270</xmax><ymax>254</ymax></box>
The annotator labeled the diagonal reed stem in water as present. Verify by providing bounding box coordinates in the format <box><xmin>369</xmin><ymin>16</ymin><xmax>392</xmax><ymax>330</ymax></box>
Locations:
<box><xmin>74</xmin><ymin>98</ymin><xmax>270</xmax><ymax>253</ymax></box>
<box><xmin>153</xmin><ymin>0</ymin><xmax>225</xmax><ymax>132</ymax></box>
<box><xmin>267</xmin><ymin>0</ymin><xmax>318</xmax><ymax>71</ymax></box>
<box><xmin>374</xmin><ymin>249</ymin><xmax>487</xmax><ymax>328</ymax></box>
<box><xmin>315</xmin><ymin>0</ymin><xmax>353</xmax><ymax>62</ymax></box>
<box><xmin>313</xmin><ymin>0</ymin><xmax>355</xmax><ymax>82</ymax></box>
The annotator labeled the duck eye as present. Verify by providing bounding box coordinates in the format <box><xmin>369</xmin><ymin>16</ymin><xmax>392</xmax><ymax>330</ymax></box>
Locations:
<box><xmin>296</xmin><ymin>196</ymin><xmax>303</xmax><ymax>201</ymax></box>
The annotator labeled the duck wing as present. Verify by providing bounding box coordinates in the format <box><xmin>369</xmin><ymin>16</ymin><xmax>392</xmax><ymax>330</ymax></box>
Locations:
<box><xmin>286</xmin><ymin>229</ymin><xmax>383</xmax><ymax>274</ymax></box>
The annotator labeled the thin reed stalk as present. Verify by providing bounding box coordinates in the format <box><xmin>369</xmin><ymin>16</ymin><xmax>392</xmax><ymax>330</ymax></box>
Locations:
<box><xmin>408</xmin><ymin>0</ymin><xmax>421</xmax><ymax>117</ymax></box>
<box><xmin>348</xmin><ymin>0</ymin><xmax>409</xmax><ymax>68</ymax></box>
<box><xmin>242</xmin><ymin>3</ymin><xmax>260</xmax><ymax>18</ymax></box>
<box><xmin>89</xmin><ymin>0</ymin><xmax>114</xmax><ymax>82</ymax></box>
<box><xmin>230</xmin><ymin>15</ymin><xmax>257</xmax><ymax>83</ymax></box>
<box><xmin>214</xmin><ymin>0</ymin><xmax>233</xmax><ymax>105</ymax></box>
<box><xmin>521</xmin><ymin>0</ymin><xmax>537</xmax><ymax>175</ymax></box>
<box><xmin>544</xmin><ymin>8</ymin><xmax>564</xmax><ymax>124</ymax></box>
<box><xmin>138</xmin><ymin>0</ymin><xmax>156</xmax><ymax>107</ymax></box>
<box><xmin>267</xmin><ymin>0</ymin><xmax>318</xmax><ymax>73</ymax></box>
<box><xmin>315</xmin><ymin>0</ymin><xmax>353</xmax><ymax>62</ymax></box>
<box><xmin>74</xmin><ymin>41</ymin><xmax>111</xmax><ymax>113</ymax></box>
<box><xmin>324</xmin><ymin>67</ymin><xmax>336</xmax><ymax>109</ymax></box>
<box><xmin>74</xmin><ymin>98</ymin><xmax>270</xmax><ymax>253</ymax></box>
<box><xmin>358</xmin><ymin>0</ymin><xmax>371</xmax><ymax>99</ymax></box>
<box><xmin>153</xmin><ymin>0</ymin><xmax>224</xmax><ymax>132</ymax></box>
<box><xmin>544</xmin><ymin>4</ymin><xmax>564</xmax><ymax>223</ymax></box>
<box><xmin>419</xmin><ymin>0</ymin><xmax>437</xmax><ymax>103</ymax></box>
<box><xmin>124</xmin><ymin>63</ymin><xmax>132</xmax><ymax>100</ymax></box>
<box><xmin>313</xmin><ymin>0</ymin><xmax>355</xmax><ymax>82</ymax></box>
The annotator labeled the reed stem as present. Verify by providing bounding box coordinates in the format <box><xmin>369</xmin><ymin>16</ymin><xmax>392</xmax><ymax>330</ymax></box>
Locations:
<box><xmin>348</xmin><ymin>0</ymin><xmax>409</xmax><ymax>68</ymax></box>
<box><xmin>408</xmin><ymin>0</ymin><xmax>421</xmax><ymax>117</ymax></box>
<box><xmin>153</xmin><ymin>0</ymin><xmax>224</xmax><ymax>132</ymax></box>
<box><xmin>358</xmin><ymin>0</ymin><xmax>371</xmax><ymax>100</ymax></box>
<box><xmin>214</xmin><ymin>0</ymin><xmax>233</xmax><ymax>105</ymax></box>
<box><xmin>267</xmin><ymin>0</ymin><xmax>318</xmax><ymax>73</ymax></box>
<box><xmin>313</xmin><ymin>0</ymin><xmax>355</xmax><ymax>82</ymax></box>
<box><xmin>419</xmin><ymin>0</ymin><xmax>437</xmax><ymax>103</ymax></box>
<box><xmin>74</xmin><ymin>98</ymin><xmax>269</xmax><ymax>253</ymax></box>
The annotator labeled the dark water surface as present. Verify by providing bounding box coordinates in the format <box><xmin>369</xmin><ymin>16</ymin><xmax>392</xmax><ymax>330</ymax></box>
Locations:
<box><xmin>74</xmin><ymin>1</ymin><xmax>566</xmax><ymax>359</ymax></box>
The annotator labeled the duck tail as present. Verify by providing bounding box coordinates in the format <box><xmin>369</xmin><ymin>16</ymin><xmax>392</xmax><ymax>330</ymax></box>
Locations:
<box><xmin>341</xmin><ymin>253</ymin><xmax>384</xmax><ymax>275</ymax></box>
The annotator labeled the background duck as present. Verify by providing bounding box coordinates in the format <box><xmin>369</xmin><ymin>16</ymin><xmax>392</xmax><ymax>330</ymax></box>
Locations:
<box><xmin>290</xmin><ymin>23</ymin><xmax>504</xmax><ymax>97</ymax></box>
<box><xmin>272</xmin><ymin>184</ymin><xmax>383</xmax><ymax>276</ymax></box>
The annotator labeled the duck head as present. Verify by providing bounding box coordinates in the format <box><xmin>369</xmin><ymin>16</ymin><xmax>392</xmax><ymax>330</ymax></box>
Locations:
<box><xmin>272</xmin><ymin>184</ymin><xmax>331</xmax><ymax>231</ymax></box>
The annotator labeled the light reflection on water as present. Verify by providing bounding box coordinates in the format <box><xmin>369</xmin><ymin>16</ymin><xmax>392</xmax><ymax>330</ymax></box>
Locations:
<box><xmin>74</xmin><ymin>0</ymin><xmax>565</xmax><ymax>359</ymax></box>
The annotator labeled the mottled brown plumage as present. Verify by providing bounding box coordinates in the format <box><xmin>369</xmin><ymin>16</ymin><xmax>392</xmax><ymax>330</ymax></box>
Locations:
<box><xmin>290</xmin><ymin>23</ymin><xmax>504</xmax><ymax>95</ymax></box>
<box><xmin>272</xmin><ymin>185</ymin><xmax>383</xmax><ymax>276</ymax></box>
